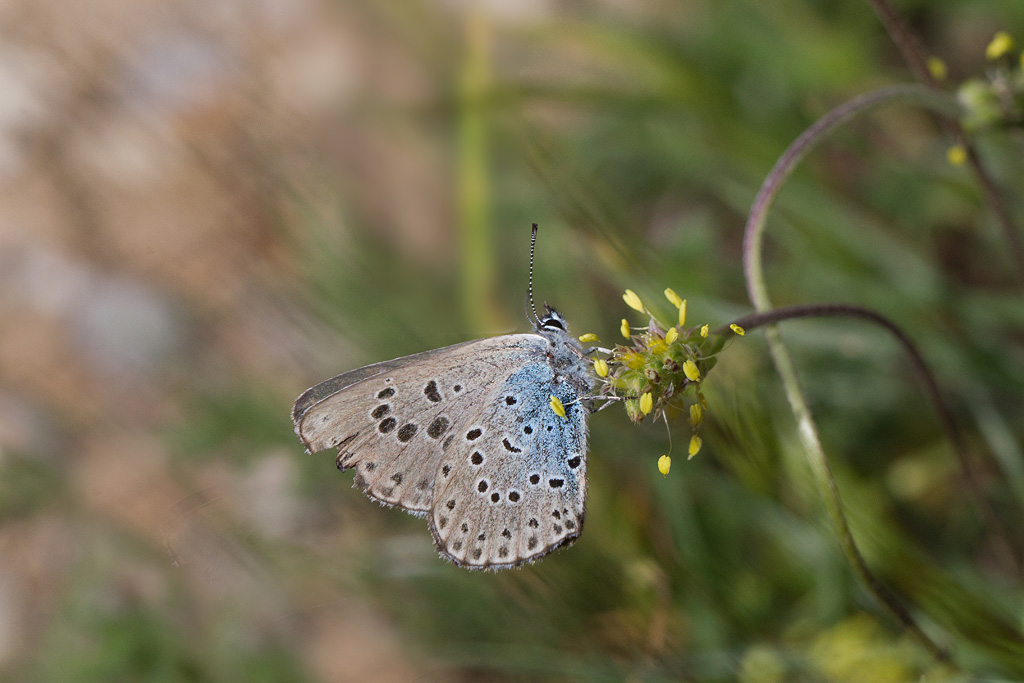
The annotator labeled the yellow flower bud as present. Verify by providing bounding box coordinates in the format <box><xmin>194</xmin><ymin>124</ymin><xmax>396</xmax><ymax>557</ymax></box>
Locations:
<box><xmin>730</xmin><ymin>324</ymin><xmax>745</xmax><ymax>336</ymax></box>
<box><xmin>688</xmin><ymin>435</ymin><xmax>702</xmax><ymax>458</ymax></box>
<box><xmin>689</xmin><ymin>403</ymin><xmax>703</xmax><ymax>426</ymax></box>
<box><xmin>665</xmin><ymin>327</ymin><xmax>678</xmax><ymax>344</ymax></box>
<box><xmin>620</xmin><ymin>318</ymin><xmax>631</xmax><ymax>339</ymax></box>
<box><xmin>986</xmin><ymin>31</ymin><xmax>1014</xmax><ymax>60</ymax></box>
<box><xmin>700</xmin><ymin>324</ymin><xmax>709</xmax><ymax>338</ymax></box>
<box><xmin>578</xmin><ymin>333</ymin><xmax>599</xmax><ymax>343</ymax></box>
<box><xmin>549</xmin><ymin>395</ymin><xmax>566</xmax><ymax>418</ymax></box>
<box><xmin>683</xmin><ymin>360</ymin><xmax>700</xmax><ymax>382</ymax></box>
<box><xmin>593</xmin><ymin>358</ymin><xmax>609</xmax><ymax>378</ymax></box>
<box><xmin>664</xmin><ymin>288</ymin><xmax>683</xmax><ymax>308</ymax></box>
<box><xmin>926</xmin><ymin>56</ymin><xmax>947</xmax><ymax>81</ymax></box>
<box><xmin>658</xmin><ymin>454</ymin><xmax>671</xmax><ymax>476</ymax></box>
<box><xmin>640</xmin><ymin>392</ymin><xmax>653</xmax><ymax>415</ymax></box>
<box><xmin>679</xmin><ymin>299</ymin><xmax>687</xmax><ymax>327</ymax></box>
<box><xmin>622</xmin><ymin>289</ymin><xmax>645</xmax><ymax>312</ymax></box>
<box><xmin>947</xmin><ymin>145</ymin><xmax>967</xmax><ymax>166</ymax></box>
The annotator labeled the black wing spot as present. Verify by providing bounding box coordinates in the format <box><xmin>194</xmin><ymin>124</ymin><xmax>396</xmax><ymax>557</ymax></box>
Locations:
<box><xmin>477</xmin><ymin>533</ymin><xmax>486</xmax><ymax>541</ymax></box>
<box><xmin>442</xmin><ymin>435</ymin><xmax>454</xmax><ymax>451</ymax></box>
<box><xmin>546</xmin><ymin>426</ymin><xmax>553</xmax><ymax>432</ymax></box>
<box><xmin>567</xmin><ymin>456</ymin><xmax>581</xmax><ymax>469</ymax></box>
<box><xmin>528</xmin><ymin>536</ymin><xmax>538</xmax><ymax>550</ymax></box>
<box><xmin>508</xmin><ymin>491</ymin><xmax>520</xmax><ymax>502</ymax></box>
<box><xmin>477</xmin><ymin>480</ymin><xmax>488</xmax><ymax>493</ymax></box>
<box><xmin>439</xmin><ymin>516</ymin><xmax>448</xmax><ymax>529</ymax></box>
<box><xmin>365</xmin><ymin>462</ymin><xmax>377</xmax><ymax>471</ymax></box>
<box><xmin>453</xmin><ymin>384</ymin><xmax>462</xmax><ymax>392</ymax></box>
<box><xmin>391</xmin><ymin>473</ymin><xmax>403</xmax><ymax>484</ymax></box>
<box><xmin>498</xmin><ymin>546</ymin><xmax>509</xmax><ymax>558</ymax></box>
<box><xmin>470</xmin><ymin>451</ymin><xmax>484</xmax><ymax>465</ymax></box>
<box><xmin>523</xmin><ymin>425</ymin><xmax>533</xmax><ymax>434</ymax></box>
<box><xmin>397</xmin><ymin>423</ymin><xmax>418</xmax><ymax>442</ymax></box>
<box><xmin>552</xmin><ymin>510</ymin><xmax>561</xmax><ymax>519</ymax></box>
<box><xmin>417</xmin><ymin>478</ymin><xmax>430</xmax><ymax>491</ymax></box>
<box><xmin>553</xmin><ymin>523</ymin><xmax>563</xmax><ymax>534</ymax></box>
<box><xmin>377</xmin><ymin>387</ymin><xmax>395</xmax><ymax>399</ymax></box>
<box><xmin>452</xmin><ymin>540</ymin><xmax>462</xmax><ymax>552</ymax></box>
<box><xmin>529</xmin><ymin>474</ymin><xmax>540</xmax><ymax>485</ymax></box>
<box><xmin>502</xmin><ymin>438</ymin><xmax>521</xmax><ymax>453</ymax></box>
<box><xmin>472</xmin><ymin>548</ymin><xmax>482</xmax><ymax>560</ymax></box>
<box><xmin>427</xmin><ymin>416</ymin><xmax>449</xmax><ymax>438</ymax></box>
<box><xmin>466</xmin><ymin>428</ymin><xmax>482</xmax><ymax>440</ymax></box>
<box><xmin>505</xmin><ymin>396</ymin><xmax>517</xmax><ymax>405</ymax></box>
<box><xmin>442</xmin><ymin>464</ymin><xmax>451</xmax><ymax>477</ymax></box>
<box><xmin>461</xmin><ymin>522</ymin><xmax>469</xmax><ymax>532</ymax></box>
<box><xmin>565</xmin><ymin>520</ymin><xmax>576</xmax><ymax>530</ymax></box>
<box><xmin>424</xmin><ymin>380</ymin><xmax>442</xmax><ymax>403</ymax></box>
<box><xmin>549</xmin><ymin>478</ymin><xmax>564</xmax><ymax>489</ymax></box>
<box><xmin>446</xmin><ymin>499</ymin><xmax>456</xmax><ymax>510</ymax></box>
<box><xmin>490</xmin><ymin>492</ymin><xmax>500</xmax><ymax>503</ymax></box>
<box><xmin>528</xmin><ymin>518</ymin><xmax>539</xmax><ymax>528</ymax></box>
<box><xmin>378</xmin><ymin>417</ymin><xmax>397</xmax><ymax>434</ymax></box>
<box><xmin>502</xmin><ymin>528</ymin><xmax>512</xmax><ymax>539</ymax></box>
<box><xmin>371</xmin><ymin>404</ymin><xmax>390</xmax><ymax>419</ymax></box>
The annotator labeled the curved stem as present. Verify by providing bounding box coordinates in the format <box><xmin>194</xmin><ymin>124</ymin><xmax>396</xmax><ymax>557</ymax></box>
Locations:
<box><xmin>743</xmin><ymin>84</ymin><xmax>959</xmax><ymax>310</ymax></box>
<box><xmin>741</xmin><ymin>86</ymin><xmax>966</xmax><ymax>665</ymax></box>
<box><xmin>721</xmin><ymin>304</ymin><xmax>1019</xmax><ymax>576</ymax></box>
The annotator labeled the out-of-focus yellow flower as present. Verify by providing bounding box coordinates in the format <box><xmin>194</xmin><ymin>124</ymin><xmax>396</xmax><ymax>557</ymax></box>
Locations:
<box><xmin>664</xmin><ymin>288</ymin><xmax>683</xmax><ymax>308</ymax></box>
<box><xmin>593</xmin><ymin>358</ymin><xmax>609</xmax><ymax>377</ymax></box>
<box><xmin>679</xmin><ymin>299</ymin><xmax>687</xmax><ymax>327</ymax></box>
<box><xmin>658</xmin><ymin>454</ymin><xmax>671</xmax><ymax>476</ymax></box>
<box><xmin>689</xmin><ymin>403</ymin><xmax>703</xmax><ymax>426</ymax></box>
<box><xmin>683</xmin><ymin>360</ymin><xmax>700</xmax><ymax>382</ymax></box>
<box><xmin>947</xmin><ymin>144</ymin><xmax>967</xmax><ymax>166</ymax></box>
<box><xmin>987</xmin><ymin>31</ymin><xmax>1014</xmax><ymax>60</ymax></box>
<box><xmin>730</xmin><ymin>324</ymin><xmax>746</xmax><ymax>336</ymax></box>
<box><xmin>688</xmin><ymin>435</ymin><xmax>702</xmax><ymax>458</ymax></box>
<box><xmin>665</xmin><ymin>327</ymin><xmax>678</xmax><ymax>344</ymax></box>
<box><xmin>700</xmin><ymin>324</ymin><xmax>709</xmax><ymax>338</ymax></box>
<box><xmin>640</xmin><ymin>392</ymin><xmax>653</xmax><ymax>415</ymax></box>
<box><xmin>620</xmin><ymin>318</ymin><xmax>631</xmax><ymax>339</ymax></box>
<box><xmin>927</xmin><ymin>56</ymin><xmax>948</xmax><ymax>81</ymax></box>
<box><xmin>578</xmin><ymin>333</ymin><xmax>599</xmax><ymax>343</ymax></box>
<box><xmin>549</xmin><ymin>395</ymin><xmax>566</xmax><ymax>418</ymax></box>
<box><xmin>623</xmin><ymin>289</ymin><xmax>645</xmax><ymax>312</ymax></box>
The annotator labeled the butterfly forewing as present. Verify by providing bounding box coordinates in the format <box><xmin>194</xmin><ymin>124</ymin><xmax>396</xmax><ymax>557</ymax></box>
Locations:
<box><xmin>429</xmin><ymin>359</ymin><xmax>589</xmax><ymax>569</ymax></box>
<box><xmin>292</xmin><ymin>335</ymin><xmax>549</xmax><ymax>514</ymax></box>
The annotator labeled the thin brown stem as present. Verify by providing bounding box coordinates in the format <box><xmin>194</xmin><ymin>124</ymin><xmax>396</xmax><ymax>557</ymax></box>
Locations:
<box><xmin>720</xmin><ymin>303</ymin><xmax>1020</xmax><ymax>576</ymax></box>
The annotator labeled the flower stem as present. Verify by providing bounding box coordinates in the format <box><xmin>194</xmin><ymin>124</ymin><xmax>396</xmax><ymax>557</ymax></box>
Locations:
<box><xmin>741</xmin><ymin>86</ymin><xmax>968</xmax><ymax>666</ymax></box>
<box><xmin>721</xmin><ymin>304</ymin><xmax>1020</xmax><ymax>576</ymax></box>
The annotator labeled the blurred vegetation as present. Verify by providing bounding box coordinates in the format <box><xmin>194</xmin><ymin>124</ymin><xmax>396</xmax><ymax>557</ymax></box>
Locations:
<box><xmin>2</xmin><ymin>0</ymin><xmax>1024</xmax><ymax>681</ymax></box>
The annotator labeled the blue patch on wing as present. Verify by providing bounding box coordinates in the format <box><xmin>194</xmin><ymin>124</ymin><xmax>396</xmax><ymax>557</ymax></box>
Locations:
<box><xmin>498</xmin><ymin>362</ymin><xmax>586</xmax><ymax>496</ymax></box>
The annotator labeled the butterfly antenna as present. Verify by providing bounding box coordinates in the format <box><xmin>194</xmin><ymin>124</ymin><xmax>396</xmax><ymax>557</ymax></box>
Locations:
<box><xmin>527</xmin><ymin>223</ymin><xmax>541</xmax><ymax>326</ymax></box>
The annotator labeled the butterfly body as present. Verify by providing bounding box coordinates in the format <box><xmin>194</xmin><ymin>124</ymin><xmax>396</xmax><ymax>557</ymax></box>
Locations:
<box><xmin>292</xmin><ymin>308</ymin><xmax>595</xmax><ymax>569</ymax></box>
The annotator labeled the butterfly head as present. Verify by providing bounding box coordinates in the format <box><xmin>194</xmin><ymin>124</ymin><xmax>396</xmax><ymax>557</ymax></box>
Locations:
<box><xmin>537</xmin><ymin>305</ymin><xmax>568</xmax><ymax>334</ymax></box>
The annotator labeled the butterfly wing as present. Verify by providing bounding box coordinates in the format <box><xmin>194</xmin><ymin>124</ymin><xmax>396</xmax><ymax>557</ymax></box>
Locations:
<box><xmin>292</xmin><ymin>335</ymin><xmax>548</xmax><ymax>514</ymax></box>
<box><xmin>429</xmin><ymin>356</ymin><xmax>589</xmax><ymax>569</ymax></box>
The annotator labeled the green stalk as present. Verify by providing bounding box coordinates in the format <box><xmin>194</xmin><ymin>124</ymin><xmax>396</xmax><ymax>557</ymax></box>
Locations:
<box><xmin>457</xmin><ymin>9</ymin><xmax>495</xmax><ymax>330</ymax></box>
<box><xmin>742</xmin><ymin>85</ymin><xmax>963</xmax><ymax>666</ymax></box>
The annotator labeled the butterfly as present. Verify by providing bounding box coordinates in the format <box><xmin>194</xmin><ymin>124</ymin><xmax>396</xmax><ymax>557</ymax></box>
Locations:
<box><xmin>292</xmin><ymin>226</ymin><xmax>596</xmax><ymax>570</ymax></box>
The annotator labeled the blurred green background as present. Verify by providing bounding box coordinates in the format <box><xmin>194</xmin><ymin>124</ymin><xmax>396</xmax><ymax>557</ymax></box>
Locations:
<box><xmin>1</xmin><ymin>0</ymin><xmax>1023</xmax><ymax>681</ymax></box>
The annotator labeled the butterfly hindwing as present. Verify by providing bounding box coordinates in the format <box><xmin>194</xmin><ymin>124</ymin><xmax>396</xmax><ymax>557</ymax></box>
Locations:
<box><xmin>292</xmin><ymin>335</ymin><xmax>549</xmax><ymax>514</ymax></box>
<box><xmin>429</xmin><ymin>359</ymin><xmax>589</xmax><ymax>569</ymax></box>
